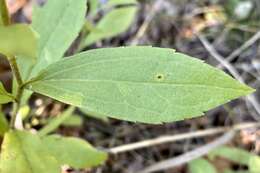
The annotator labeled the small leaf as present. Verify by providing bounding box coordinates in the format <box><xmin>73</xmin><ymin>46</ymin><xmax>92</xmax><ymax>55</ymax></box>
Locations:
<box><xmin>209</xmin><ymin>146</ymin><xmax>257</xmax><ymax>165</ymax></box>
<box><xmin>29</xmin><ymin>0</ymin><xmax>87</xmax><ymax>78</ymax></box>
<box><xmin>0</xmin><ymin>24</ymin><xmax>38</xmax><ymax>59</ymax></box>
<box><xmin>249</xmin><ymin>156</ymin><xmax>260</xmax><ymax>173</ymax></box>
<box><xmin>0</xmin><ymin>82</ymin><xmax>14</xmax><ymax>104</ymax></box>
<box><xmin>27</xmin><ymin>47</ymin><xmax>254</xmax><ymax>124</ymax></box>
<box><xmin>82</xmin><ymin>6</ymin><xmax>137</xmax><ymax>48</ymax></box>
<box><xmin>61</xmin><ymin>114</ymin><xmax>83</xmax><ymax>127</ymax></box>
<box><xmin>0</xmin><ymin>111</ymin><xmax>9</xmax><ymax>136</ymax></box>
<box><xmin>0</xmin><ymin>130</ymin><xmax>60</xmax><ymax>173</ymax></box>
<box><xmin>38</xmin><ymin>107</ymin><xmax>75</xmax><ymax>136</ymax></box>
<box><xmin>188</xmin><ymin>158</ymin><xmax>217</xmax><ymax>173</ymax></box>
<box><xmin>16</xmin><ymin>0</ymin><xmax>88</xmax><ymax>107</ymax></box>
<box><xmin>42</xmin><ymin>135</ymin><xmax>107</xmax><ymax>169</ymax></box>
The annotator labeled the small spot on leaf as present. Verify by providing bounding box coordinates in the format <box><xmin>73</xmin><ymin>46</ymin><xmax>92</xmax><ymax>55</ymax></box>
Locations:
<box><xmin>155</xmin><ymin>73</ymin><xmax>164</xmax><ymax>81</ymax></box>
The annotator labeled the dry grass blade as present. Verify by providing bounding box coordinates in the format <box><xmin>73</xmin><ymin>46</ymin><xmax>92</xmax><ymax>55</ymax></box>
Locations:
<box><xmin>137</xmin><ymin>131</ymin><xmax>235</xmax><ymax>173</ymax></box>
<box><xmin>108</xmin><ymin>122</ymin><xmax>260</xmax><ymax>154</ymax></box>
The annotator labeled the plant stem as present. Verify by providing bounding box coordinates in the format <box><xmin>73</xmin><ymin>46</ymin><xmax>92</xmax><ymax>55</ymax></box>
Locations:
<box><xmin>8</xmin><ymin>55</ymin><xmax>24</xmax><ymax>129</ymax></box>
<box><xmin>0</xmin><ymin>0</ymin><xmax>11</xmax><ymax>25</ymax></box>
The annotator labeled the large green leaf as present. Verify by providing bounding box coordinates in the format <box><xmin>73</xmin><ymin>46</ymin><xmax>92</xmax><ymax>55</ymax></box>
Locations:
<box><xmin>42</xmin><ymin>135</ymin><xmax>107</xmax><ymax>169</ymax></box>
<box><xmin>29</xmin><ymin>0</ymin><xmax>87</xmax><ymax>78</ymax></box>
<box><xmin>0</xmin><ymin>24</ymin><xmax>38</xmax><ymax>59</ymax></box>
<box><xmin>0</xmin><ymin>111</ymin><xmax>9</xmax><ymax>136</ymax></box>
<box><xmin>188</xmin><ymin>158</ymin><xmax>217</xmax><ymax>173</ymax></box>
<box><xmin>0</xmin><ymin>82</ymin><xmax>14</xmax><ymax>104</ymax></box>
<box><xmin>27</xmin><ymin>47</ymin><xmax>254</xmax><ymax>124</ymax></box>
<box><xmin>81</xmin><ymin>6</ymin><xmax>137</xmax><ymax>48</ymax></box>
<box><xmin>0</xmin><ymin>130</ymin><xmax>60</xmax><ymax>173</ymax></box>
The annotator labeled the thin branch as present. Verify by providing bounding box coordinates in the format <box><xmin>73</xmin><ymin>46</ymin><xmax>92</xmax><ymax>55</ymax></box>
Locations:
<box><xmin>131</xmin><ymin>0</ymin><xmax>163</xmax><ymax>45</ymax></box>
<box><xmin>218</xmin><ymin>30</ymin><xmax>260</xmax><ymax>69</ymax></box>
<box><xmin>138</xmin><ymin>131</ymin><xmax>235</xmax><ymax>173</ymax></box>
<box><xmin>107</xmin><ymin>122</ymin><xmax>260</xmax><ymax>154</ymax></box>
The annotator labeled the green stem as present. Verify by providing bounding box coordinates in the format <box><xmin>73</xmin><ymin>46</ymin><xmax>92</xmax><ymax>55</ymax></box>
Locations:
<box><xmin>0</xmin><ymin>0</ymin><xmax>11</xmax><ymax>25</ymax></box>
<box><xmin>8</xmin><ymin>56</ymin><xmax>24</xmax><ymax>129</ymax></box>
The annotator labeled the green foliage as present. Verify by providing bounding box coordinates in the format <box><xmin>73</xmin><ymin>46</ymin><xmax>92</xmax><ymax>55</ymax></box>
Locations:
<box><xmin>17</xmin><ymin>0</ymin><xmax>87</xmax><ymax>105</ymax></box>
<box><xmin>0</xmin><ymin>82</ymin><xmax>14</xmax><ymax>104</ymax></box>
<box><xmin>42</xmin><ymin>135</ymin><xmax>107</xmax><ymax>168</ymax></box>
<box><xmin>209</xmin><ymin>146</ymin><xmax>258</xmax><ymax>165</ymax></box>
<box><xmin>27</xmin><ymin>47</ymin><xmax>253</xmax><ymax>123</ymax></box>
<box><xmin>0</xmin><ymin>0</ymin><xmax>9</xmax><ymax>25</ymax></box>
<box><xmin>0</xmin><ymin>24</ymin><xmax>38</xmax><ymax>59</ymax></box>
<box><xmin>61</xmin><ymin>114</ymin><xmax>83</xmax><ymax>127</ymax></box>
<box><xmin>82</xmin><ymin>6</ymin><xmax>137</xmax><ymax>48</ymax></box>
<box><xmin>38</xmin><ymin>107</ymin><xmax>75</xmax><ymax>136</ymax></box>
<box><xmin>88</xmin><ymin>0</ymin><xmax>100</xmax><ymax>15</ymax></box>
<box><xmin>0</xmin><ymin>130</ymin><xmax>60</xmax><ymax>173</ymax></box>
<box><xmin>188</xmin><ymin>158</ymin><xmax>217</xmax><ymax>173</ymax></box>
<box><xmin>28</xmin><ymin>0</ymin><xmax>87</xmax><ymax>78</ymax></box>
<box><xmin>0</xmin><ymin>0</ymin><xmax>256</xmax><ymax>172</ymax></box>
<box><xmin>0</xmin><ymin>130</ymin><xmax>107</xmax><ymax>172</ymax></box>
<box><xmin>249</xmin><ymin>156</ymin><xmax>260</xmax><ymax>173</ymax></box>
<box><xmin>0</xmin><ymin>111</ymin><xmax>9</xmax><ymax>136</ymax></box>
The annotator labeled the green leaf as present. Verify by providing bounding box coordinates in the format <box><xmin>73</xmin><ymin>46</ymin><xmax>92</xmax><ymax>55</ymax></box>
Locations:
<box><xmin>209</xmin><ymin>146</ymin><xmax>257</xmax><ymax>165</ymax></box>
<box><xmin>29</xmin><ymin>0</ymin><xmax>87</xmax><ymax>78</ymax></box>
<box><xmin>0</xmin><ymin>130</ymin><xmax>60</xmax><ymax>173</ymax></box>
<box><xmin>27</xmin><ymin>47</ymin><xmax>254</xmax><ymax>124</ymax></box>
<box><xmin>42</xmin><ymin>135</ymin><xmax>107</xmax><ymax>169</ymax></box>
<box><xmin>17</xmin><ymin>0</ymin><xmax>87</xmax><ymax>107</ymax></box>
<box><xmin>249</xmin><ymin>156</ymin><xmax>260</xmax><ymax>173</ymax></box>
<box><xmin>188</xmin><ymin>158</ymin><xmax>217</xmax><ymax>173</ymax></box>
<box><xmin>0</xmin><ymin>0</ymin><xmax>10</xmax><ymax>25</ymax></box>
<box><xmin>0</xmin><ymin>24</ymin><xmax>38</xmax><ymax>59</ymax></box>
<box><xmin>0</xmin><ymin>82</ymin><xmax>14</xmax><ymax>104</ymax></box>
<box><xmin>61</xmin><ymin>114</ymin><xmax>83</xmax><ymax>127</ymax></box>
<box><xmin>0</xmin><ymin>111</ymin><xmax>9</xmax><ymax>136</ymax></box>
<box><xmin>89</xmin><ymin>0</ymin><xmax>101</xmax><ymax>15</ymax></box>
<box><xmin>38</xmin><ymin>107</ymin><xmax>75</xmax><ymax>136</ymax></box>
<box><xmin>81</xmin><ymin>6</ymin><xmax>137</xmax><ymax>48</ymax></box>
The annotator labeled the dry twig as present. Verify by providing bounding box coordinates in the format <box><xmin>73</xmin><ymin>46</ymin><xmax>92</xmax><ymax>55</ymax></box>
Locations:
<box><xmin>108</xmin><ymin>122</ymin><xmax>260</xmax><ymax>154</ymax></box>
<box><xmin>218</xmin><ymin>30</ymin><xmax>260</xmax><ymax>69</ymax></box>
<box><xmin>137</xmin><ymin>131</ymin><xmax>235</xmax><ymax>173</ymax></box>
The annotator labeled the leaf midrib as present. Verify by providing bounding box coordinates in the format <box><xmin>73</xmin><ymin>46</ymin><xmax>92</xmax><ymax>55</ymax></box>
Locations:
<box><xmin>33</xmin><ymin>79</ymin><xmax>249</xmax><ymax>92</ymax></box>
